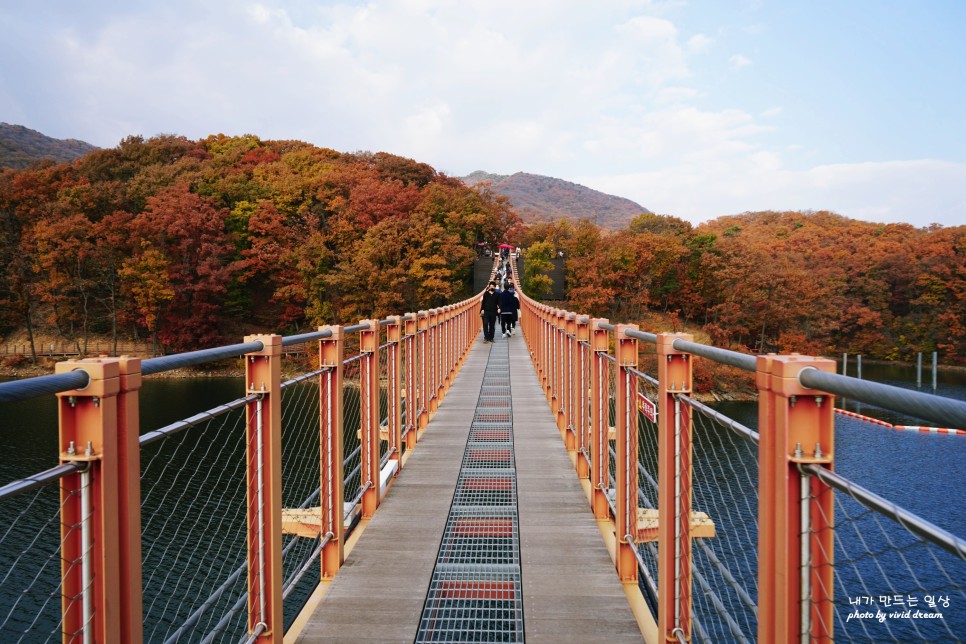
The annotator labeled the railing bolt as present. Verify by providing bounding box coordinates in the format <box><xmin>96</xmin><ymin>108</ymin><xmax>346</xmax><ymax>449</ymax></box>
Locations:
<box><xmin>67</xmin><ymin>440</ymin><xmax>76</xmax><ymax>456</ymax></box>
<box><xmin>85</xmin><ymin>441</ymin><xmax>93</xmax><ymax>456</ymax></box>
<box><xmin>790</xmin><ymin>395</ymin><xmax>797</xmax><ymax>408</ymax></box>
<box><xmin>67</xmin><ymin>396</ymin><xmax>77</xmax><ymax>408</ymax></box>
<box><xmin>92</xmin><ymin>396</ymin><xmax>100</xmax><ymax>407</ymax></box>
<box><xmin>261</xmin><ymin>383</ymin><xmax>266</xmax><ymax>392</ymax></box>
<box><xmin>815</xmin><ymin>395</ymin><xmax>824</xmax><ymax>408</ymax></box>
<box><xmin>794</xmin><ymin>442</ymin><xmax>803</xmax><ymax>458</ymax></box>
<box><xmin>814</xmin><ymin>442</ymin><xmax>823</xmax><ymax>459</ymax></box>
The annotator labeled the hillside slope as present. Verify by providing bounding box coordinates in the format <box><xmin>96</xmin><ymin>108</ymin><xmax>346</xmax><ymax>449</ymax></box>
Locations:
<box><xmin>0</xmin><ymin>123</ymin><xmax>99</xmax><ymax>169</ymax></box>
<box><xmin>462</xmin><ymin>170</ymin><xmax>650</xmax><ymax>229</ymax></box>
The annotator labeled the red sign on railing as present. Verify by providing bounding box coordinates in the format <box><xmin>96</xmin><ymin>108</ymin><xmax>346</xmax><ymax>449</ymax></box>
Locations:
<box><xmin>637</xmin><ymin>392</ymin><xmax>657</xmax><ymax>422</ymax></box>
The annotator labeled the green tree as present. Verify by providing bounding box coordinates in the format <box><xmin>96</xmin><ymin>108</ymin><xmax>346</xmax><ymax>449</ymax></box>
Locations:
<box><xmin>523</xmin><ymin>241</ymin><xmax>555</xmax><ymax>299</ymax></box>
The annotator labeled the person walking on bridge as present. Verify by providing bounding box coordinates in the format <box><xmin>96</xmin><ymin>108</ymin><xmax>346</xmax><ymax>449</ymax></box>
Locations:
<box><xmin>480</xmin><ymin>281</ymin><xmax>500</xmax><ymax>343</ymax></box>
<box><xmin>499</xmin><ymin>282</ymin><xmax>518</xmax><ymax>338</ymax></box>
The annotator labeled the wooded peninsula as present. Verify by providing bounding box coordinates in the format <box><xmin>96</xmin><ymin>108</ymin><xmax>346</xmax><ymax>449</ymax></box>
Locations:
<box><xmin>1</xmin><ymin>134</ymin><xmax>962</xmax><ymax>372</ymax></box>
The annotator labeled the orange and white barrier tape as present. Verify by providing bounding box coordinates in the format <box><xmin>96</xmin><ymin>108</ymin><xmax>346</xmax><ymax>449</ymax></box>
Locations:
<box><xmin>834</xmin><ymin>408</ymin><xmax>965</xmax><ymax>435</ymax></box>
<box><xmin>833</xmin><ymin>408</ymin><xmax>893</xmax><ymax>427</ymax></box>
<box><xmin>893</xmin><ymin>425</ymin><xmax>966</xmax><ymax>435</ymax></box>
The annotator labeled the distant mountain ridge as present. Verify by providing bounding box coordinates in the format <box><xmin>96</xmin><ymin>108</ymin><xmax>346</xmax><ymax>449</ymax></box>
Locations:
<box><xmin>461</xmin><ymin>170</ymin><xmax>651</xmax><ymax>229</ymax></box>
<box><xmin>0</xmin><ymin>123</ymin><xmax>100</xmax><ymax>169</ymax></box>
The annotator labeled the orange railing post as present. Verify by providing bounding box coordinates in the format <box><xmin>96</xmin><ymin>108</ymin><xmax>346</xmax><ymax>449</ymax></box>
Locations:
<box><xmin>462</xmin><ymin>301</ymin><xmax>471</xmax><ymax>357</ymax></box>
<box><xmin>575</xmin><ymin>317</ymin><xmax>591</xmax><ymax>479</ymax></box>
<box><xmin>541</xmin><ymin>308</ymin><xmax>551</xmax><ymax>398</ymax></box>
<box><xmin>553</xmin><ymin>310</ymin><xmax>566</xmax><ymax>434</ymax></box>
<box><xmin>529</xmin><ymin>303</ymin><xmax>540</xmax><ymax>374</ymax></box>
<box><xmin>463</xmin><ymin>299</ymin><xmax>483</xmax><ymax>362</ymax></box>
<box><xmin>657</xmin><ymin>333</ymin><xmax>694</xmax><ymax>642</ymax></box>
<box><xmin>244</xmin><ymin>334</ymin><xmax>284</xmax><ymax>642</ymax></box>
<box><xmin>359</xmin><ymin>320</ymin><xmax>381</xmax><ymax>518</ymax></box>
<box><xmin>757</xmin><ymin>355</ymin><xmax>836</xmax><ymax>642</ymax></box>
<box><xmin>56</xmin><ymin>358</ymin><xmax>124</xmax><ymax>644</ymax></box>
<box><xmin>417</xmin><ymin>311</ymin><xmax>430</xmax><ymax>431</ymax></box>
<box><xmin>464</xmin><ymin>301</ymin><xmax>474</xmax><ymax>360</ymax></box>
<box><xmin>428</xmin><ymin>308</ymin><xmax>440</xmax><ymax>415</ymax></box>
<box><xmin>438</xmin><ymin>306</ymin><xmax>448</xmax><ymax>396</ymax></box>
<box><xmin>589</xmin><ymin>318</ymin><xmax>611</xmax><ymax>520</ymax></box>
<box><xmin>615</xmin><ymin>324</ymin><xmax>640</xmax><ymax>582</ymax></box>
<box><xmin>319</xmin><ymin>326</ymin><xmax>345</xmax><ymax>578</ymax></box>
<box><xmin>386</xmin><ymin>316</ymin><xmax>402</xmax><ymax>471</ymax></box>
<box><xmin>437</xmin><ymin>307</ymin><xmax>445</xmax><ymax>402</ymax></box>
<box><xmin>442</xmin><ymin>306</ymin><xmax>452</xmax><ymax>397</ymax></box>
<box><xmin>115</xmin><ymin>357</ymin><xmax>144</xmax><ymax>644</ymax></box>
<box><xmin>444</xmin><ymin>305</ymin><xmax>454</xmax><ymax>393</ymax></box>
<box><xmin>564</xmin><ymin>313</ymin><xmax>577</xmax><ymax>452</ymax></box>
<box><xmin>403</xmin><ymin>315</ymin><xmax>418</xmax><ymax>451</ymax></box>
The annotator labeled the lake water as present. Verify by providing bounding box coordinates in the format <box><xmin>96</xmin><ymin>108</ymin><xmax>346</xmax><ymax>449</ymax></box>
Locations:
<box><xmin>0</xmin><ymin>362</ymin><xmax>964</xmax><ymax>642</ymax></box>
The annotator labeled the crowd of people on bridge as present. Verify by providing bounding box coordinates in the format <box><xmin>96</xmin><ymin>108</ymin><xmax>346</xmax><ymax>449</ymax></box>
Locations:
<box><xmin>479</xmin><ymin>256</ymin><xmax>519</xmax><ymax>343</ymax></box>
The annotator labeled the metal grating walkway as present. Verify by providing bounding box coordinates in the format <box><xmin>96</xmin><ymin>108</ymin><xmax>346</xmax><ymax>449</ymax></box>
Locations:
<box><xmin>416</xmin><ymin>341</ymin><xmax>524</xmax><ymax>642</ymax></box>
<box><xmin>293</xmin><ymin>335</ymin><xmax>643</xmax><ymax>643</ymax></box>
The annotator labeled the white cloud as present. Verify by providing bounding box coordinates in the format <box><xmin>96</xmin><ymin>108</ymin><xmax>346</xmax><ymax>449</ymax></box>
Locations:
<box><xmin>655</xmin><ymin>86</ymin><xmax>701</xmax><ymax>104</ymax></box>
<box><xmin>686</xmin><ymin>33</ymin><xmax>713</xmax><ymax>54</ymax></box>
<box><xmin>729</xmin><ymin>54</ymin><xmax>751</xmax><ymax>69</ymax></box>
<box><xmin>576</xmin><ymin>159</ymin><xmax>966</xmax><ymax>228</ymax></box>
<box><xmin>2</xmin><ymin>1</ymin><xmax>962</xmax><ymax>230</ymax></box>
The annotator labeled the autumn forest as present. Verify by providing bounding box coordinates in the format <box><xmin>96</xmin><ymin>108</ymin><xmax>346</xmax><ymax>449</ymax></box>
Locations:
<box><xmin>1</xmin><ymin>134</ymin><xmax>963</xmax><ymax>365</ymax></box>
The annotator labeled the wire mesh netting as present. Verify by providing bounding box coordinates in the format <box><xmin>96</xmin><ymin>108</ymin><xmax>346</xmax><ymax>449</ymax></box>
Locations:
<box><xmin>0</xmin><ymin>479</ymin><xmax>80</xmax><ymax>642</ymax></box>
<box><xmin>627</xmin><ymin>365</ymin><xmax>762</xmax><ymax>644</ymax></box>
<box><xmin>684</xmin><ymin>395</ymin><xmax>760</xmax><ymax>644</ymax></box>
<box><xmin>401</xmin><ymin>334</ymin><xmax>416</xmax><ymax>454</ymax></box>
<box><xmin>604</xmin><ymin>355</ymin><xmax>618</xmax><ymax>492</ymax></box>
<box><xmin>139</xmin><ymin>401</ymin><xmax>251</xmax><ymax>643</ymax></box>
<box><xmin>814</xmin><ymin>481</ymin><xmax>966</xmax><ymax>642</ymax></box>
<box><xmin>342</xmin><ymin>355</ymin><xmax>364</xmax><ymax>510</ymax></box>
<box><xmin>278</xmin><ymin>369</ymin><xmax>324</xmax><ymax>630</ymax></box>
<box><xmin>632</xmin><ymin>369</ymin><xmax>662</xmax><ymax>616</ymax></box>
<box><xmin>577</xmin><ymin>341</ymin><xmax>592</xmax><ymax>464</ymax></box>
<box><xmin>378</xmin><ymin>343</ymin><xmax>390</xmax><ymax>467</ymax></box>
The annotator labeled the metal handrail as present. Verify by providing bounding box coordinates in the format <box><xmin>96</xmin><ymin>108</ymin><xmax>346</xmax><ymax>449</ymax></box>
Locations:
<box><xmin>0</xmin><ymin>462</ymin><xmax>84</xmax><ymax>501</ymax></box>
<box><xmin>625</xmin><ymin>328</ymin><xmax>658</xmax><ymax>344</ymax></box>
<box><xmin>0</xmin><ymin>370</ymin><xmax>91</xmax><ymax>404</ymax></box>
<box><xmin>671</xmin><ymin>338</ymin><xmax>757</xmax><ymax>372</ymax></box>
<box><xmin>801</xmin><ymin>463</ymin><xmax>966</xmax><ymax>560</ymax></box>
<box><xmin>799</xmin><ymin>367</ymin><xmax>966</xmax><ymax>429</ymax></box>
<box><xmin>142</xmin><ymin>340</ymin><xmax>265</xmax><ymax>376</ymax></box>
<box><xmin>281</xmin><ymin>329</ymin><xmax>333</xmax><ymax>347</ymax></box>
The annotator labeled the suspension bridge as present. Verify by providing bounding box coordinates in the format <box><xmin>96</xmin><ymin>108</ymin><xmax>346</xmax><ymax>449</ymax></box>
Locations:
<box><xmin>0</xmin><ymin>257</ymin><xmax>964</xmax><ymax>643</ymax></box>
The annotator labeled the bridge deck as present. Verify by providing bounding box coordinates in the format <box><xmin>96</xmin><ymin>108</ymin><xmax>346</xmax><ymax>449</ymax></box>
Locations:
<box><xmin>292</xmin><ymin>334</ymin><xmax>642</xmax><ymax>642</ymax></box>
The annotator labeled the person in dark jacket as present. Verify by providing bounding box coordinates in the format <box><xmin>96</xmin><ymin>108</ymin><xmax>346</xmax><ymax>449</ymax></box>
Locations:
<box><xmin>480</xmin><ymin>281</ymin><xmax>500</xmax><ymax>342</ymax></box>
<box><xmin>499</xmin><ymin>283</ymin><xmax>518</xmax><ymax>337</ymax></box>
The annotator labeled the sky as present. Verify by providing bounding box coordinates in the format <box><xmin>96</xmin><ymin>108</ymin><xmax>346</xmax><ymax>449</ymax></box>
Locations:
<box><xmin>2</xmin><ymin>0</ymin><xmax>964</xmax><ymax>228</ymax></box>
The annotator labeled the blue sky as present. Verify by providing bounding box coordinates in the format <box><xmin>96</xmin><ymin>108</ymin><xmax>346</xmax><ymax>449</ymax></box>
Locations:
<box><xmin>1</xmin><ymin>1</ymin><xmax>964</xmax><ymax>227</ymax></box>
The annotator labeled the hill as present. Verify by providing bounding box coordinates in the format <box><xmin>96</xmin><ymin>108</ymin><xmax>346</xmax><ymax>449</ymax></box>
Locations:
<box><xmin>461</xmin><ymin>170</ymin><xmax>651</xmax><ymax>229</ymax></box>
<box><xmin>0</xmin><ymin>123</ymin><xmax>100</xmax><ymax>169</ymax></box>
<box><xmin>0</xmin><ymin>134</ymin><xmax>518</xmax><ymax>356</ymax></box>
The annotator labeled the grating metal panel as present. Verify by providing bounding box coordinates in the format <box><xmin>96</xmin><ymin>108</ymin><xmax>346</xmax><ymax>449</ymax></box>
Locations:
<box><xmin>417</xmin><ymin>340</ymin><xmax>523</xmax><ymax>642</ymax></box>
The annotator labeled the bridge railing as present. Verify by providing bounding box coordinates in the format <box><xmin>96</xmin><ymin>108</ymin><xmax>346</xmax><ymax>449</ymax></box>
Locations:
<box><xmin>517</xmin><ymin>280</ymin><xmax>966</xmax><ymax>643</ymax></box>
<box><xmin>0</xmin><ymin>296</ymin><xmax>482</xmax><ymax>643</ymax></box>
